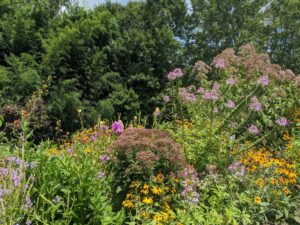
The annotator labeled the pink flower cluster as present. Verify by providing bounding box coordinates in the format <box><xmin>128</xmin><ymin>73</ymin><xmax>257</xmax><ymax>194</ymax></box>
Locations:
<box><xmin>202</xmin><ymin>82</ymin><xmax>220</xmax><ymax>100</ymax></box>
<box><xmin>226</xmin><ymin>76</ymin><xmax>238</xmax><ymax>86</ymax></box>
<box><xmin>249</xmin><ymin>96</ymin><xmax>263</xmax><ymax>112</ymax></box>
<box><xmin>276</xmin><ymin>117</ymin><xmax>288</xmax><ymax>126</ymax></box>
<box><xmin>257</xmin><ymin>75</ymin><xmax>269</xmax><ymax>86</ymax></box>
<box><xmin>213</xmin><ymin>58</ymin><xmax>226</xmax><ymax>69</ymax></box>
<box><xmin>179</xmin><ymin>88</ymin><xmax>197</xmax><ymax>102</ymax></box>
<box><xmin>166</xmin><ymin>68</ymin><xmax>184</xmax><ymax>80</ymax></box>
<box><xmin>225</xmin><ymin>100</ymin><xmax>236</xmax><ymax>109</ymax></box>
<box><xmin>248</xmin><ymin>125</ymin><xmax>260</xmax><ymax>135</ymax></box>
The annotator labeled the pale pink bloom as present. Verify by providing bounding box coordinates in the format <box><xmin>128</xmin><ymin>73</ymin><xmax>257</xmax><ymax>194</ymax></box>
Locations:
<box><xmin>257</xmin><ymin>75</ymin><xmax>269</xmax><ymax>86</ymax></box>
<box><xmin>248</xmin><ymin>125</ymin><xmax>260</xmax><ymax>134</ymax></box>
<box><xmin>214</xmin><ymin>58</ymin><xmax>226</xmax><ymax>69</ymax></box>
<box><xmin>225</xmin><ymin>100</ymin><xmax>236</xmax><ymax>109</ymax></box>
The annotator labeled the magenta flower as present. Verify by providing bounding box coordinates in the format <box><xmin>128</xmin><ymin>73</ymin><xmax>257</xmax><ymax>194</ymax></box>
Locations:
<box><xmin>100</xmin><ymin>155</ymin><xmax>110</xmax><ymax>161</ymax></box>
<box><xmin>248</xmin><ymin>125</ymin><xmax>260</xmax><ymax>134</ymax></box>
<box><xmin>257</xmin><ymin>75</ymin><xmax>269</xmax><ymax>86</ymax></box>
<box><xmin>225</xmin><ymin>100</ymin><xmax>236</xmax><ymax>109</ymax></box>
<box><xmin>112</xmin><ymin>120</ymin><xmax>124</xmax><ymax>135</ymax></box>
<box><xmin>163</xmin><ymin>95</ymin><xmax>170</xmax><ymax>102</ymax></box>
<box><xmin>214</xmin><ymin>58</ymin><xmax>226</xmax><ymax>69</ymax></box>
<box><xmin>276</xmin><ymin>117</ymin><xmax>288</xmax><ymax>126</ymax></box>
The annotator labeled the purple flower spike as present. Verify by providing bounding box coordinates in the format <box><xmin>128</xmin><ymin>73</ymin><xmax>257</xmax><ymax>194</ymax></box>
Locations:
<box><xmin>276</xmin><ymin>117</ymin><xmax>288</xmax><ymax>126</ymax></box>
<box><xmin>112</xmin><ymin>120</ymin><xmax>124</xmax><ymax>135</ymax></box>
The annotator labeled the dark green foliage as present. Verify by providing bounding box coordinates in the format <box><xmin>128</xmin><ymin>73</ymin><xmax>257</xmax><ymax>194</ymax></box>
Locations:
<box><xmin>264</xmin><ymin>0</ymin><xmax>300</xmax><ymax>73</ymax></box>
<box><xmin>0</xmin><ymin>54</ymin><xmax>41</xmax><ymax>102</ymax></box>
<box><xmin>189</xmin><ymin>0</ymin><xmax>269</xmax><ymax>62</ymax></box>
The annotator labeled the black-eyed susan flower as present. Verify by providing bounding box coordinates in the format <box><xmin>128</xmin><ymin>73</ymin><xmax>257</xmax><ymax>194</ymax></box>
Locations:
<box><xmin>256</xmin><ymin>179</ymin><xmax>264</xmax><ymax>188</ymax></box>
<box><xmin>122</xmin><ymin>200</ymin><xmax>134</xmax><ymax>208</ymax></box>
<box><xmin>142</xmin><ymin>197</ymin><xmax>153</xmax><ymax>204</ymax></box>
<box><xmin>152</xmin><ymin>186</ymin><xmax>163</xmax><ymax>195</ymax></box>
<box><xmin>283</xmin><ymin>187</ymin><xmax>290</xmax><ymax>195</ymax></box>
<box><xmin>254</xmin><ymin>196</ymin><xmax>261</xmax><ymax>204</ymax></box>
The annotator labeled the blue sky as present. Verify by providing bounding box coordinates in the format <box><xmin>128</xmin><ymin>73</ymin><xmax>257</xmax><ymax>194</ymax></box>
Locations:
<box><xmin>79</xmin><ymin>0</ymin><xmax>192</xmax><ymax>10</ymax></box>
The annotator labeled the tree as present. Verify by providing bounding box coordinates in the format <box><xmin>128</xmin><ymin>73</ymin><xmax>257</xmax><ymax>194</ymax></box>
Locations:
<box><xmin>263</xmin><ymin>0</ymin><xmax>300</xmax><ymax>73</ymax></box>
<box><xmin>188</xmin><ymin>0</ymin><xmax>269</xmax><ymax>63</ymax></box>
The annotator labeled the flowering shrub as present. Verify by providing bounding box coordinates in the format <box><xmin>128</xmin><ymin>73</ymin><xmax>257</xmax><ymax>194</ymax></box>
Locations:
<box><xmin>161</xmin><ymin>44</ymin><xmax>300</xmax><ymax>170</ymax></box>
<box><xmin>107</xmin><ymin>127</ymin><xmax>187</xmax><ymax>209</ymax></box>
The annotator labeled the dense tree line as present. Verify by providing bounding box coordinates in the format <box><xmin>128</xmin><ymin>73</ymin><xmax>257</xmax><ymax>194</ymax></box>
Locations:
<box><xmin>0</xmin><ymin>0</ymin><xmax>299</xmax><ymax>138</ymax></box>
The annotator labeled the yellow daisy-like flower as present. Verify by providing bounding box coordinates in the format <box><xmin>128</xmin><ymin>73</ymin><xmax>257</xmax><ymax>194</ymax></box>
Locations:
<box><xmin>283</xmin><ymin>187</ymin><xmax>290</xmax><ymax>195</ymax></box>
<box><xmin>141</xmin><ymin>189</ymin><xmax>149</xmax><ymax>195</ymax></box>
<box><xmin>171</xmin><ymin>187</ymin><xmax>177</xmax><ymax>194</ymax></box>
<box><xmin>153</xmin><ymin>214</ymin><xmax>163</xmax><ymax>222</ymax></box>
<box><xmin>256</xmin><ymin>179</ymin><xmax>264</xmax><ymax>188</ymax></box>
<box><xmin>122</xmin><ymin>200</ymin><xmax>134</xmax><ymax>208</ymax></box>
<box><xmin>161</xmin><ymin>212</ymin><xmax>169</xmax><ymax>220</ymax></box>
<box><xmin>152</xmin><ymin>186</ymin><xmax>163</xmax><ymax>195</ymax></box>
<box><xmin>126</xmin><ymin>193</ymin><xmax>133</xmax><ymax>199</ymax></box>
<box><xmin>283</xmin><ymin>133</ymin><xmax>292</xmax><ymax>141</ymax></box>
<box><xmin>142</xmin><ymin>197</ymin><xmax>153</xmax><ymax>204</ymax></box>
<box><xmin>130</xmin><ymin>181</ymin><xmax>139</xmax><ymax>188</ymax></box>
<box><xmin>287</xmin><ymin>172</ymin><xmax>297</xmax><ymax>179</ymax></box>
<box><xmin>254</xmin><ymin>196</ymin><xmax>261</xmax><ymax>204</ymax></box>
<box><xmin>270</xmin><ymin>178</ymin><xmax>278</xmax><ymax>185</ymax></box>
<box><xmin>85</xmin><ymin>147</ymin><xmax>92</xmax><ymax>153</ymax></box>
<box><xmin>171</xmin><ymin>176</ymin><xmax>179</xmax><ymax>183</ymax></box>
<box><xmin>156</xmin><ymin>173</ymin><xmax>164</xmax><ymax>183</ymax></box>
<box><xmin>140</xmin><ymin>211</ymin><xmax>149</xmax><ymax>219</ymax></box>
